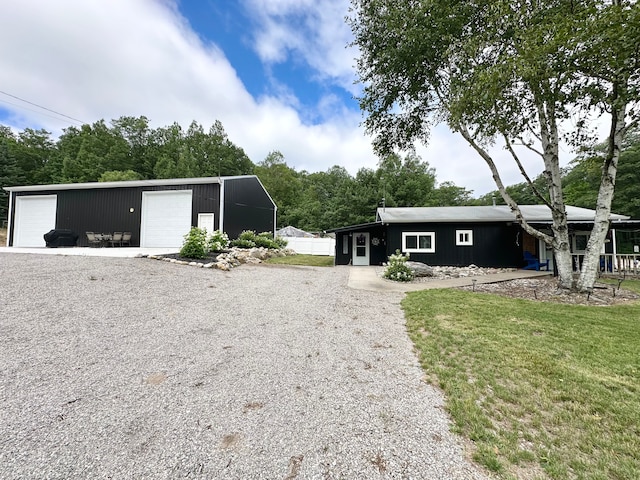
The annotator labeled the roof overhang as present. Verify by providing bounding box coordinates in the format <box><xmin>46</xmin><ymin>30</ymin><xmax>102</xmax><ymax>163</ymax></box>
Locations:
<box><xmin>3</xmin><ymin>176</ymin><xmax>224</xmax><ymax>192</ymax></box>
<box><xmin>376</xmin><ymin>205</ymin><xmax>630</xmax><ymax>223</ymax></box>
<box><xmin>326</xmin><ymin>221</ymin><xmax>382</xmax><ymax>234</ymax></box>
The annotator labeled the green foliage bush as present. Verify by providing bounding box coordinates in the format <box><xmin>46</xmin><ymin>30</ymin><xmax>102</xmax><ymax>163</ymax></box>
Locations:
<box><xmin>180</xmin><ymin>228</ymin><xmax>231</xmax><ymax>258</ymax></box>
<box><xmin>207</xmin><ymin>230</ymin><xmax>229</xmax><ymax>252</ymax></box>
<box><xmin>230</xmin><ymin>230</ymin><xmax>283</xmax><ymax>249</ymax></box>
<box><xmin>383</xmin><ymin>249</ymin><xmax>415</xmax><ymax>282</ymax></box>
<box><xmin>274</xmin><ymin>235</ymin><xmax>288</xmax><ymax>249</ymax></box>
<box><xmin>180</xmin><ymin>227</ymin><xmax>208</xmax><ymax>259</ymax></box>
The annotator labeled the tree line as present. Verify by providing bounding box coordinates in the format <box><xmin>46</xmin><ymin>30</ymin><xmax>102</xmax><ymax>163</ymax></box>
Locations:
<box><xmin>2</xmin><ymin>116</ymin><xmax>639</xmax><ymax>231</ymax></box>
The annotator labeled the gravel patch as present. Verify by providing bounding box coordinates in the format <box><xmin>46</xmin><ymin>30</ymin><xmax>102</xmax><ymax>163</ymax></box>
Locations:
<box><xmin>0</xmin><ymin>254</ymin><xmax>492</xmax><ymax>479</ymax></box>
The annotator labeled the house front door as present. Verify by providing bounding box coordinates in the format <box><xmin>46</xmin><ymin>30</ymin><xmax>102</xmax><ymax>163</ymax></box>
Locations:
<box><xmin>352</xmin><ymin>232</ymin><xmax>370</xmax><ymax>266</ymax></box>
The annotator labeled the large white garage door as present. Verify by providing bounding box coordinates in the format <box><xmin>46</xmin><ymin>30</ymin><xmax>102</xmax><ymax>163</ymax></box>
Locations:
<box><xmin>14</xmin><ymin>195</ymin><xmax>57</xmax><ymax>247</ymax></box>
<box><xmin>140</xmin><ymin>190</ymin><xmax>193</xmax><ymax>248</ymax></box>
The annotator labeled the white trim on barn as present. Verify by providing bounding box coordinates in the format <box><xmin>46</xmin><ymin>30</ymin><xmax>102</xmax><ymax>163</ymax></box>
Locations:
<box><xmin>13</xmin><ymin>195</ymin><xmax>57</xmax><ymax>247</ymax></box>
<box><xmin>140</xmin><ymin>190</ymin><xmax>193</xmax><ymax>248</ymax></box>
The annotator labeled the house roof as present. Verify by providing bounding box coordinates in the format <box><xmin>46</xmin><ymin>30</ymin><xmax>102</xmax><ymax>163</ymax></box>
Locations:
<box><xmin>376</xmin><ymin>205</ymin><xmax>630</xmax><ymax>224</ymax></box>
<box><xmin>275</xmin><ymin>226</ymin><xmax>315</xmax><ymax>238</ymax></box>
<box><xmin>2</xmin><ymin>176</ymin><xmax>239</xmax><ymax>192</ymax></box>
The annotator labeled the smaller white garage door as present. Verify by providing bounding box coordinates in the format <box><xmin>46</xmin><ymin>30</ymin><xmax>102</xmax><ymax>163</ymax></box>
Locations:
<box><xmin>14</xmin><ymin>195</ymin><xmax>58</xmax><ymax>247</ymax></box>
<box><xmin>140</xmin><ymin>190</ymin><xmax>193</xmax><ymax>248</ymax></box>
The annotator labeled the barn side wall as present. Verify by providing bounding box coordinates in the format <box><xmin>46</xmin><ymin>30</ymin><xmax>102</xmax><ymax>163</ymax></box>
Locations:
<box><xmin>222</xmin><ymin>177</ymin><xmax>276</xmax><ymax>239</ymax></box>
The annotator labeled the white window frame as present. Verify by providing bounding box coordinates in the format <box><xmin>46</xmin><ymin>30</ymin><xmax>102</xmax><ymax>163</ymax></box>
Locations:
<box><xmin>402</xmin><ymin>231</ymin><xmax>435</xmax><ymax>253</ymax></box>
<box><xmin>456</xmin><ymin>229</ymin><xmax>473</xmax><ymax>246</ymax></box>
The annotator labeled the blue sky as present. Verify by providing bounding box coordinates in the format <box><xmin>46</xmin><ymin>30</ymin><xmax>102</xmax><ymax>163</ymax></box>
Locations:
<box><xmin>0</xmin><ymin>0</ymin><xmax>559</xmax><ymax>196</ymax></box>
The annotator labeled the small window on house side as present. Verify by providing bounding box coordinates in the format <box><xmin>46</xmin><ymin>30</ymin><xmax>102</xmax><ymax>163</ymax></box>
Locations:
<box><xmin>456</xmin><ymin>229</ymin><xmax>473</xmax><ymax>246</ymax></box>
<box><xmin>342</xmin><ymin>234</ymin><xmax>349</xmax><ymax>254</ymax></box>
<box><xmin>402</xmin><ymin>232</ymin><xmax>435</xmax><ymax>253</ymax></box>
<box><xmin>575</xmin><ymin>234</ymin><xmax>588</xmax><ymax>251</ymax></box>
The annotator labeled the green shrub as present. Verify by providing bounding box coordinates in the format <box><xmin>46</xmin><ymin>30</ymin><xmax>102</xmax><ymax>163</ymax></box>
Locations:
<box><xmin>180</xmin><ymin>227</ymin><xmax>208</xmax><ymax>259</ymax></box>
<box><xmin>230</xmin><ymin>230</ymin><xmax>283</xmax><ymax>249</ymax></box>
<box><xmin>230</xmin><ymin>230</ymin><xmax>257</xmax><ymax>248</ymax></box>
<box><xmin>254</xmin><ymin>231</ymin><xmax>280</xmax><ymax>249</ymax></box>
<box><xmin>383</xmin><ymin>249</ymin><xmax>415</xmax><ymax>282</ymax></box>
<box><xmin>230</xmin><ymin>238</ymin><xmax>256</xmax><ymax>248</ymax></box>
<box><xmin>207</xmin><ymin>230</ymin><xmax>229</xmax><ymax>252</ymax></box>
<box><xmin>274</xmin><ymin>236</ymin><xmax>288</xmax><ymax>249</ymax></box>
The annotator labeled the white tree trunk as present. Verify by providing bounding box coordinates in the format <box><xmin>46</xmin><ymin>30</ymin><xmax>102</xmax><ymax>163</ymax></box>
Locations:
<box><xmin>535</xmin><ymin>95</ymin><xmax>575</xmax><ymax>290</ymax></box>
<box><xmin>576</xmin><ymin>100</ymin><xmax>626</xmax><ymax>292</ymax></box>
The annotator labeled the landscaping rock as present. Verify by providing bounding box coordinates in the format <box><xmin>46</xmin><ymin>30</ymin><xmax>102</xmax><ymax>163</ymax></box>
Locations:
<box><xmin>406</xmin><ymin>261</ymin><xmax>435</xmax><ymax>277</ymax></box>
<box><xmin>146</xmin><ymin>247</ymin><xmax>297</xmax><ymax>271</ymax></box>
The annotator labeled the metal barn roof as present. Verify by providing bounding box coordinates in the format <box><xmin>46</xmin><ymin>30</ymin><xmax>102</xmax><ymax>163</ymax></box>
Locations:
<box><xmin>1</xmin><ymin>176</ymin><xmax>241</xmax><ymax>192</ymax></box>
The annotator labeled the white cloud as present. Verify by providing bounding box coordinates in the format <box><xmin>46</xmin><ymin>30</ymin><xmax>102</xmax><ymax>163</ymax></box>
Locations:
<box><xmin>0</xmin><ymin>0</ymin><xmax>583</xmax><ymax>199</ymax></box>
<box><xmin>0</xmin><ymin>0</ymin><xmax>374</xmax><ymax>173</ymax></box>
<box><xmin>241</xmin><ymin>0</ymin><xmax>358</xmax><ymax>93</ymax></box>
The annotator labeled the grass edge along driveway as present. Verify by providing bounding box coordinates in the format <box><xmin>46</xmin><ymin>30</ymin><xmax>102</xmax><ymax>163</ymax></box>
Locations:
<box><xmin>403</xmin><ymin>282</ymin><xmax>640</xmax><ymax>480</ymax></box>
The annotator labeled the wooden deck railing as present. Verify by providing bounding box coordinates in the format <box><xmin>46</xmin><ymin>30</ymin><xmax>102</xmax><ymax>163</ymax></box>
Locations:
<box><xmin>572</xmin><ymin>254</ymin><xmax>640</xmax><ymax>275</ymax></box>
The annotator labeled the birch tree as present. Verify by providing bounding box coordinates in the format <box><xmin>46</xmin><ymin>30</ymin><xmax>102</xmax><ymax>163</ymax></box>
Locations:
<box><xmin>349</xmin><ymin>0</ymin><xmax>639</xmax><ymax>291</ymax></box>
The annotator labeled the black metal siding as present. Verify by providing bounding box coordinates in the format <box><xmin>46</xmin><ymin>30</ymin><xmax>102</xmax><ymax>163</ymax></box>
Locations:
<box><xmin>386</xmin><ymin>223</ymin><xmax>523</xmax><ymax>267</ymax></box>
<box><xmin>9</xmin><ymin>183</ymin><xmax>221</xmax><ymax>247</ymax></box>
<box><xmin>223</xmin><ymin>177</ymin><xmax>275</xmax><ymax>239</ymax></box>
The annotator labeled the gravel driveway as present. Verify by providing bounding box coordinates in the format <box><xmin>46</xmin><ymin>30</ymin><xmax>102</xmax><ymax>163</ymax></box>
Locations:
<box><xmin>0</xmin><ymin>254</ymin><xmax>491</xmax><ymax>479</ymax></box>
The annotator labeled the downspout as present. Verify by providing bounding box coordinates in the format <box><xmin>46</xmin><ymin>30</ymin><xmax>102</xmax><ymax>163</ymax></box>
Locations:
<box><xmin>612</xmin><ymin>228</ymin><xmax>618</xmax><ymax>273</ymax></box>
<box><xmin>273</xmin><ymin>204</ymin><xmax>277</xmax><ymax>237</ymax></box>
<box><xmin>6</xmin><ymin>190</ymin><xmax>13</xmax><ymax>246</ymax></box>
<box><xmin>218</xmin><ymin>178</ymin><xmax>225</xmax><ymax>234</ymax></box>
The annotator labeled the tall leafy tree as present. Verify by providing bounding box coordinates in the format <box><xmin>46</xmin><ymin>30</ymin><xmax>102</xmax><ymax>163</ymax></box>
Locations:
<box><xmin>254</xmin><ymin>151</ymin><xmax>302</xmax><ymax>227</ymax></box>
<box><xmin>111</xmin><ymin>116</ymin><xmax>158</xmax><ymax>178</ymax></box>
<box><xmin>431</xmin><ymin>181</ymin><xmax>475</xmax><ymax>206</ymax></box>
<box><xmin>377</xmin><ymin>152</ymin><xmax>437</xmax><ymax>207</ymax></box>
<box><xmin>15</xmin><ymin>128</ymin><xmax>60</xmax><ymax>185</ymax></box>
<box><xmin>350</xmin><ymin>0</ymin><xmax>639</xmax><ymax>291</ymax></box>
<box><xmin>0</xmin><ymin>127</ymin><xmax>23</xmax><ymax>223</ymax></box>
<box><xmin>58</xmin><ymin>121</ymin><xmax>130</xmax><ymax>182</ymax></box>
<box><xmin>565</xmin><ymin>128</ymin><xmax>640</xmax><ymax>218</ymax></box>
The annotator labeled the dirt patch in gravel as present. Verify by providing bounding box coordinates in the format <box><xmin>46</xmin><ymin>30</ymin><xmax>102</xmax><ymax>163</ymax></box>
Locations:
<box><xmin>458</xmin><ymin>276</ymin><xmax>640</xmax><ymax>306</ymax></box>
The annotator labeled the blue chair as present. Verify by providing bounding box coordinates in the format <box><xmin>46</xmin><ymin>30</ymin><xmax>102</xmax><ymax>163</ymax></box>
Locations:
<box><xmin>523</xmin><ymin>251</ymin><xmax>550</xmax><ymax>271</ymax></box>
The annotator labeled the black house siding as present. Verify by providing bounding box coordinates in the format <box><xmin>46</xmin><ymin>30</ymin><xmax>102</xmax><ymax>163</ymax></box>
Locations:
<box><xmin>386</xmin><ymin>222</ymin><xmax>523</xmax><ymax>267</ymax></box>
<box><xmin>223</xmin><ymin>177</ymin><xmax>275</xmax><ymax>239</ymax></box>
<box><xmin>333</xmin><ymin>225</ymin><xmax>387</xmax><ymax>265</ymax></box>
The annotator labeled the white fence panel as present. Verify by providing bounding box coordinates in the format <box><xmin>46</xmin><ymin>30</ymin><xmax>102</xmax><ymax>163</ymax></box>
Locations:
<box><xmin>281</xmin><ymin>237</ymin><xmax>335</xmax><ymax>256</ymax></box>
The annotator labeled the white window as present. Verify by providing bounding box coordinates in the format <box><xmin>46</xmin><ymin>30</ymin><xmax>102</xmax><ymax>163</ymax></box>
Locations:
<box><xmin>342</xmin><ymin>234</ymin><xmax>349</xmax><ymax>254</ymax></box>
<box><xmin>456</xmin><ymin>229</ymin><xmax>473</xmax><ymax>246</ymax></box>
<box><xmin>402</xmin><ymin>232</ymin><xmax>435</xmax><ymax>253</ymax></box>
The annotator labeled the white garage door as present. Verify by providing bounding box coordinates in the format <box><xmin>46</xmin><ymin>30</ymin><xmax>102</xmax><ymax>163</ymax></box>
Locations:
<box><xmin>14</xmin><ymin>195</ymin><xmax>57</xmax><ymax>247</ymax></box>
<box><xmin>140</xmin><ymin>190</ymin><xmax>193</xmax><ymax>247</ymax></box>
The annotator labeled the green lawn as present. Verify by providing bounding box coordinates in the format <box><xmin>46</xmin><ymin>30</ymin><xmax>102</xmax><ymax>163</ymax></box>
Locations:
<box><xmin>403</xmin><ymin>281</ymin><xmax>640</xmax><ymax>480</ymax></box>
<box><xmin>264</xmin><ymin>254</ymin><xmax>334</xmax><ymax>267</ymax></box>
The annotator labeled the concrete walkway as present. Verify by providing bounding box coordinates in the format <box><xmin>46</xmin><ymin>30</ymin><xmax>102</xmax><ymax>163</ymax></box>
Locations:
<box><xmin>348</xmin><ymin>266</ymin><xmax>552</xmax><ymax>292</ymax></box>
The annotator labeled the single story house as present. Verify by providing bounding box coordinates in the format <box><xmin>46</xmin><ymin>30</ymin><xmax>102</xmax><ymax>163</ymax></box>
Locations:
<box><xmin>328</xmin><ymin>205</ymin><xmax>637</xmax><ymax>269</ymax></box>
<box><xmin>3</xmin><ymin>176</ymin><xmax>276</xmax><ymax>248</ymax></box>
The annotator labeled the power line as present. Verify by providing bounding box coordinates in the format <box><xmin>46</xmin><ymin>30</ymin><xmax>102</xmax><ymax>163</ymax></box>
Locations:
<box><xmin>0</xmin><ymin>98</ymin><xmax>84</xmax><ymax>126</ymax></box>
<box><xmin>0</xmin><ymin>89</ymin><xmax>87</xmax><ymax>125</ymax></box>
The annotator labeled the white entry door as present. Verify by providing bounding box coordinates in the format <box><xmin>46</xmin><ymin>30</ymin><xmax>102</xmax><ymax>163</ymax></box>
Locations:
<box><xmin>352</xmin><ymin>232</ymin><xmax>370</xmax><ymax>266</ymax></box>
<box><xmin>140</xmin><ymin>190</ymin><xmax>193</xmax><ymax>247</ymax></box>
<box><xmin>14</xmin><ymin>195</ymin><xmax>57</xmax><ymax>247</ymax></box>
